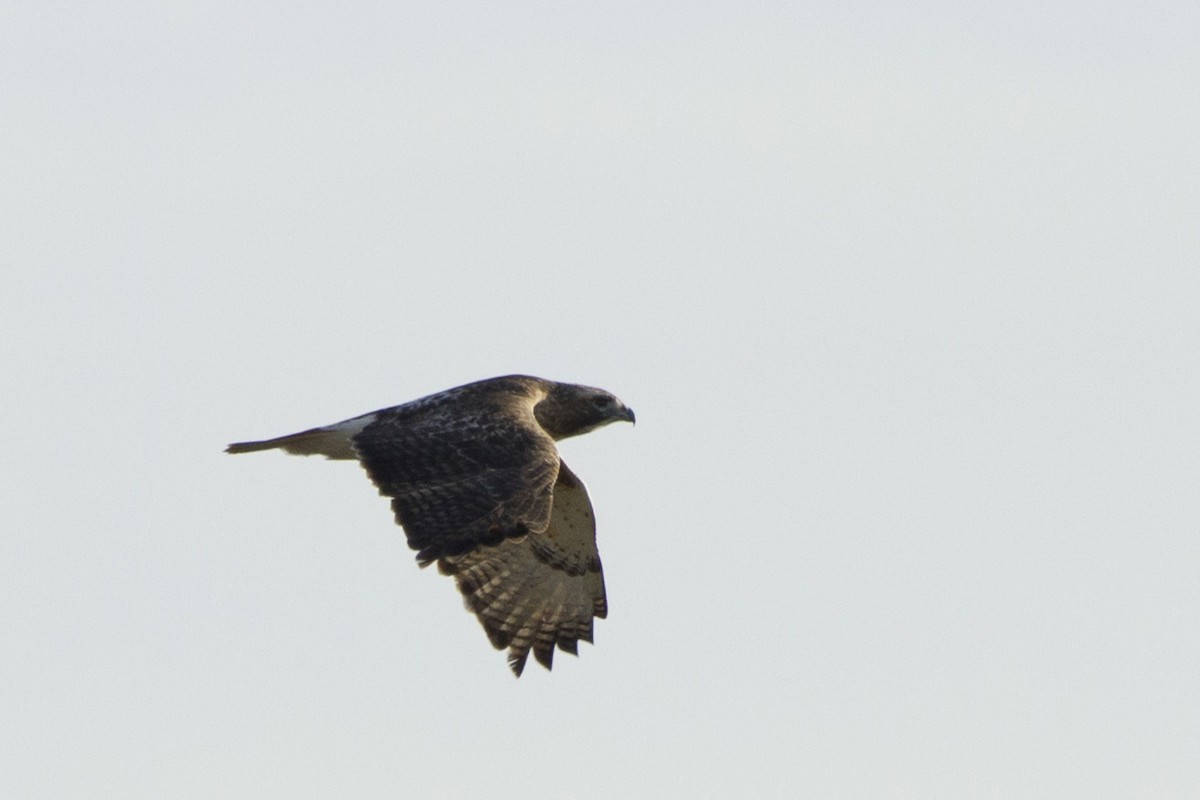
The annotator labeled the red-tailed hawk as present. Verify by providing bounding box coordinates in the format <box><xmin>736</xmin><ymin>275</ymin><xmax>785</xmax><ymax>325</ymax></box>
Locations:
<box><xmin>227</xmin><ymin>375</ymin><xmax>634</xmax><ymax>676</ymax></box>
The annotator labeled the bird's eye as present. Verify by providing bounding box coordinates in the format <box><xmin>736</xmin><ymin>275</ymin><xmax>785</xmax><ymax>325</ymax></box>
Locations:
<box><xmin>592</xmin><ymin>395</ymin><xmax>613</xmax><ymax>409</ymax></box>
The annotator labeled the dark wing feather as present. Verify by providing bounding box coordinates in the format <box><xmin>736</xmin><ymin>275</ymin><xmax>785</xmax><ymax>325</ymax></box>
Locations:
<box><xmin>438</xmin><ymin>461</ymin><xmax>607</xmax><ymax>676</ymax></box>
<box><xmin>352</xmin><ymin>383</ymin><xmax>560</xmax><ymax>566</ymax></box>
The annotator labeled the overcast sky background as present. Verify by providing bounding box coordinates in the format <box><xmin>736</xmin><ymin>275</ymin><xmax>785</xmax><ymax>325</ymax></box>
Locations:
<box><xmin>3</xmin><ymin>2</ymin><xmax>1198</xmax><ymax>798</ymax></box>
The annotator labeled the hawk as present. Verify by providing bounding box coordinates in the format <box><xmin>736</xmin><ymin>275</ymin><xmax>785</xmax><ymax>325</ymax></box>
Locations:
<box><xmin>227</xmin><ymin>375</ymin><xmax>634</xmax><ymax>676</ymax></box>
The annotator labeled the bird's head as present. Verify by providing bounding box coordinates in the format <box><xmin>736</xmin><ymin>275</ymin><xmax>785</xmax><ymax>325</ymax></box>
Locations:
<box><xmin>535</xmin><ymin>382</ymin><xmax>635</xmax><ymax>440</ymax></box>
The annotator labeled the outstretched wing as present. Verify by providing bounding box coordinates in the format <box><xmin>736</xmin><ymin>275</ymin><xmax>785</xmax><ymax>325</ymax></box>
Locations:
<box><xmin>352</xmin><ymin>387</ymin><xmax>561</xmax><ymax>567</ymax></box>
<box><xmin>438</xmin><ymin>461</ymin><xmax>607</xmax><ymax>675</ymax></box>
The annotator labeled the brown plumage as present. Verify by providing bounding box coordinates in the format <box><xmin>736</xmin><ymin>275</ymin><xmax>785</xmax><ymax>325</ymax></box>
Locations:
<box><xmin>226</xmin><ymin>375</ymin><xmax>634</xmax><ymax>676</ymax></box>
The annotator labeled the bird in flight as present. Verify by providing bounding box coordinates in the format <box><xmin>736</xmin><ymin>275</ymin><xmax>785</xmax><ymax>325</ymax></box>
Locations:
<box><xmin>227</xmin><ymin>375</ymin><xmax>635</xmax><ymax>676</ymax></box>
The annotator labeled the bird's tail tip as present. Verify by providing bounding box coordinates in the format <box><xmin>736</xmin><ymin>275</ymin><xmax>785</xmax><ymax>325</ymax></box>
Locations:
<box><xmin>225</xmin><ymin>439</ymin><xmax>276</xmax><ymax>454</ymax></box>
<box><xmin>224</xmin><ymin>423</ymin><xmax>364</xmax><ymax>459</ymax></box>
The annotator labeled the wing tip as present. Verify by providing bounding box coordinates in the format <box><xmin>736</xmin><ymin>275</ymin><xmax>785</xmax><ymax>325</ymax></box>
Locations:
<box><xmin>507</xmin><ymin>649</ymin><xmax>530</xmax><ymax>677</ymax></box>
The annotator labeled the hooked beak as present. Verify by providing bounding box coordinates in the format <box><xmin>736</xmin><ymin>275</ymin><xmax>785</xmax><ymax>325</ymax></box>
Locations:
<box><xmin>620</xmin><ymin>405</ymin><xmax>636</xmax><ymax>425</ymax></box>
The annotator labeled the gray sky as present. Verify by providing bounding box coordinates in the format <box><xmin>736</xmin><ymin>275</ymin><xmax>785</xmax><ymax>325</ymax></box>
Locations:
<box><xmin>3</xmin><ymin>2</ymin><xmax>1198</xmax><ymax>797</ymax></box>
